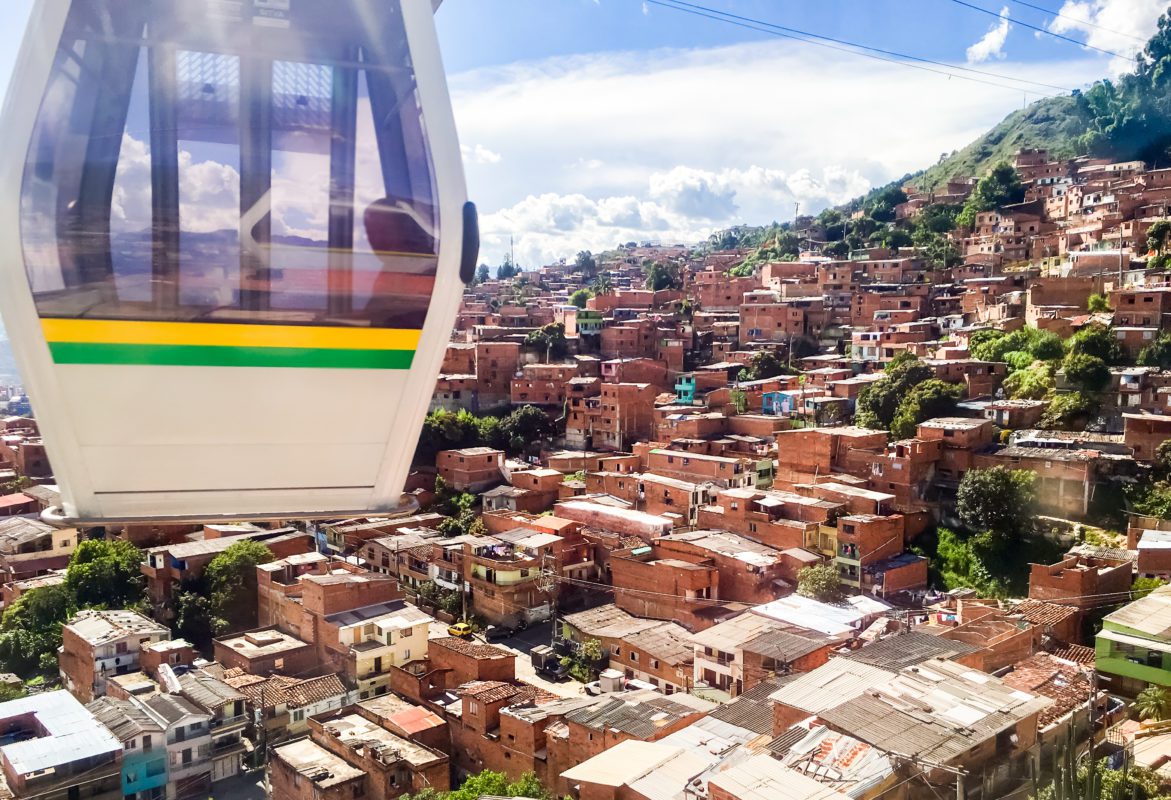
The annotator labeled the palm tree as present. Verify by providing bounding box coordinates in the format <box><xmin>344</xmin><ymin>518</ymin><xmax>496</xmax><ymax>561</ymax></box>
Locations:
<box><xmin>592</xmin><ymin>274</ymin><xmax>613</xmax><ymax>295</ymax></box>
<box><xmin>1136</xmin><ymin>685</ymin><xmax>1171</xmax><ymax>721</ymax></box>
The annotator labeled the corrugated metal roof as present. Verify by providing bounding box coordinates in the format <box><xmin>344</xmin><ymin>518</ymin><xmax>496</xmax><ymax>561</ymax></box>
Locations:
<box><xmin>178</xmin><ymin>672</ymin><xmax>246</xmax><ymax>712</ymax></box>
<box><xmin>709</xmin><ymin>754</ymin><xmax>851</xmax><ymax>800</ymax></box>
<box><xmin>769</xmin><ymin>660</ymin><xmax>895</xmax><ymax>715</ymax></box>
<box><xmin>561</xmin><ymin>741</ymin><xmax>681</xmax><ymax>787</ymax></box>
<box><xmin>740</xmin><ymin>629</ymin><xmax>829</xmax><ymax>663</ymax></box>
<box><xmin>564</xmin><ymin>690</ymin><xmax>713</xmax><ymax>738</ymax></box>
<box><xmin>564</xmin><ymin>604</ymin><xmax>665</xmax><ymax>640</ymax></box>
<box><xmin>781</xmin><ymin>723</ymin><xmax>895</xmax><ymax>798</ymax></box>
<box><xmin>709</xmin><ymin>679</ymin><xmax>786</xmax><ymax>735</ymax></box>
<box><xmin>624</xmin><ymin>747</ymin><xmax>714</xmax><ymax>800</ymax></box>
<box><xmin>817</xmin><ymin>658</ymin><xmax>1052</xmax><ymax>765</ymax></box>
<box><xmin>842</xmin><ymin>631</ymin><xmax>979</xmax><ymax>671</ymax></box>
<box><xmin>87</xmin><ymin>697</ymin><xmax>164</xmax><ymax>742</ymax></box>
<box><xmin>0</xmin><ymin>691</ymin><xmax>122</xmax><ymax>776</ymax></box>
<box><xmin>1104</xmin><ymin>585</ymin><xmax>1171</xmax><ymax>638</ymax></box>
<box><xmin>622</xmin><ymin>622</ymin><xmax>694</xmax><ymax>666</ymax></box>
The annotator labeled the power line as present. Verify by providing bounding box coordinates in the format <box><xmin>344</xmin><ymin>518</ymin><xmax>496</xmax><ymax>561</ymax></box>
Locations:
<box><xmin>655</xmin><ymin>0</ymin><xmax>1072</xmax><ymax>93</ymax></box>
<box><xmin>644</xmin><ymin>0</ymin><xmax>1069</xmax><ymax>96</ymax></box>
<box><xmin>947</xmin><ymin>0</ymin><xmax>1137</xmax><ymax>61</ymax></box>
<box><xmin>654</xmin><ymin>0</ymin><xmax>1075</xmax><ymax>93</ymax></box>
<box><xmin>1005</xmin><ymin>0</ymin><xmax>1150</xmax><ymax>44</ymax></box>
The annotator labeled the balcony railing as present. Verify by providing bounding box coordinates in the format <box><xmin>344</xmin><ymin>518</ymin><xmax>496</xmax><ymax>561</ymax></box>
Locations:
<box><xmin>210</xmin><ymin>714</ymin><xmax>248</xmax><ymax>730</ymax></box>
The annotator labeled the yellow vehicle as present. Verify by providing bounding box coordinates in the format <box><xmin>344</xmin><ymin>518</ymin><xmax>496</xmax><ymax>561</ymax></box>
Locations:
<box><xmin>447</xmin><ymin>622</ymin><xmax>473</xmax><ymax>639</ymax></box>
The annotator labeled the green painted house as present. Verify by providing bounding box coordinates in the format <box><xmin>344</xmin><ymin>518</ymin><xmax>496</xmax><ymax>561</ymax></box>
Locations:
<box><xmin>1096</xmin><ymin>584</ymin><xmax>1171</xmax><ymax>696</ymax></box>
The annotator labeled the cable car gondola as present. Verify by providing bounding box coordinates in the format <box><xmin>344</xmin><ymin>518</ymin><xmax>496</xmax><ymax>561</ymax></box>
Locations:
<box><xmin>0</xmin><ymin>0</ymin><xmax>478</xmax><ymax>523</ymax></box>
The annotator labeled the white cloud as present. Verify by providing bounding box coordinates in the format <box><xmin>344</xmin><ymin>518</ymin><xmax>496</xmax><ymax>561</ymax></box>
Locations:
<box><xmin>461</xmin><ymin>143</ymin><xmax>503</xmax><ymax>165</ymax></box>
<box><xmin>1049</xmin><ymin>0</ymin><xmax>1165</xmax><ymax>74</ymax></box>
<box><xmin>450</xmin><ymin>38</ymin><xmax>1107</xmax><ymax>265</ymax></box>
<box><xmin>966</xmin><ymin>6</ymin><xmax>1012</xmax><ymax>63</ymax></box>
<box><xmin>480</xmin><ymin>164</ymin><xmax>873</xmax><ymax>266</ymax></box>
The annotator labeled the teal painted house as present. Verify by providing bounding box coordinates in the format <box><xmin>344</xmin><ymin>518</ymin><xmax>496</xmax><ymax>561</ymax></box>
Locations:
<box><xmin>88</xmin><ymin>696</ymin><xmax>169</xmax><ymax>800</ymax></box>
<box><xmin>1095</xmin><ymin>584</ymin><xmax>1171</xmax><ymax>696</ymax></box>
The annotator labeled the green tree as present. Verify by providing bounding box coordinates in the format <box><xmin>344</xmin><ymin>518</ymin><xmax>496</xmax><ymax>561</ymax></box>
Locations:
<box><xmin>1149</xmin><ymin>219</ymin><xmax>1171</xmax><ymax>255</ymax></box>
<box><xmin>1138</xmin><ymin>332</ymin><xmax>1171</xmax><ymax>368</ymax></box>
<box><xmin>1068</xmin><ymin>324</ymin><xmax>1123</xmax><ymax>365</ymax></box>
<box><xmin>738</xmin><ymin>350</ymin><xmax>790</xmax><ymax>382</ymax></box>
<box><xmin>172</xmin><ymin>581</ymin><xmax>216</xmax><ymax>653</ymax></box>
<box><xmin>574</xmin><ymin>250</ymin><xmax>597</xmax><ymax>274</ymax></box>
<box><xmin>414</xmin><ymin>409</ymin><xmax>487</xmax><ymax>465</ymax></box>
<box><xmin>854</xmin><ymin>353</ymin><xmax>933</xmax><ymax>431</ymax></box>
<box><xmin>205</xmin><ymin>541</ymin><xmax>275</xmax><ymax>635</ymax></box>
<box><xmin>796</xmin><ymin>564</ymin><xmax>842</xmax><ymax>603</ymax></box>
<box><xmin>866</xmin><ymin>186</ymin><xmax>908</xmax><ymax>222</ymax></box>
<box><xmin>525</xmin><ymin>323</ymin><xmax>569</xmax><ymax>360</ymax></box>
<box><xmin>915</xmin><ymin>230</ymin><xmax>961</xmax><ymax>270</ymax></box>
<box><xmin>569</xmin><ymin>288</ymin><xmax>593</xmax><ymax>309</ymax></box>
<box><xmin>437</xmin><ymin>508</ymin><xmax>485</xmax><ymax>538</ymax></box>
<box><xmin>1155</xmin><ymin>439</ymin><xmax>1171</xmax><ymax>481</ymax></box>
<box><xmin>1039</xmin><ymin>391</ymin><xmax>1100</xmax><ymax>430</ymax></box>
<box><xmin>915</xmin><ymin>203</ymin><xmax>961</xmax><ymax>234</ymax></box>
<box><xmin>1087</xmin><ymin>292</ymin><xmax>1111</xmax><ymax>313</ymax></box>
<box><xmin>1002</xmin><ymin>360</ymin><xmax>1055</xmax><ymax>399</ymax></box>
<box><xmin>1062</xmin><ymin>352</ymin><xmax>1111</xmax><ymax>392</ymax></box>
<box><xmin>66</xmin><ymin>539</ymin><xmax>146</xmax><ymax>610</ymax></box>
<box><xmin>889</xmin><ymin>379</ymin><xmax>962</xmax><ymax>440</ymax></box>
<box><xmin>956</xmin><ymin>162</ymin><xmax>1025</xmax><ymax>228</ymax></box>
<box><xmin>592</xmin><ymin>273</ymin><xmax>613</xmax><ymax>294</ymax></box>
<box><xmin>474</xmin><ymin>264</ymin><xmax>490</xmax><ymax>284</ymax></box>
<box><xmin>432</xmin><ymin>475</ymin><xmax>477</xmax><ymax>517</ymax></box>
<box><xmin>0</xmin><ymin>584</ymin><xmax>73</xmax><ymax>678</ymax></box>
<box><xmin>401</xmin><ymin>769</ymin><xmax>551</xmax><ymax>800</ymax></box>
<box><xmin>969</xmin><ymin>327</ymin><xmax>1064</xmax><ymax>364</ymax></box>
<box><xmin>644</xmin><ymin>261</ymin><xmax>682</xmax><ymax>291</ymax></box>
<box><xmin>1137</xmin><ymin>685</ymin><xmax>1171</xmax><ymax>721</ymax></box>
<box><xmin>1131</xmin><ymin>481</ymin><xmax>1171</xmax><ymax>520</ymax></box>
<box><xmin>956</xmin><ymin>466</ymin><xmax>1037</xmax><ymax>540</ymax></box>
<box><xmin>501</xmin><ymin>405</ymin><xmax>556</xmax><ymax>452</ymax></box>
<box><xmin>496</xmin><ymin>254</ymin><xmax>517</xmax><ymax>279</ymax></box>
<box><xmin>1133</xmin><ymin>576</ymin><xmax>1166</xmax><ymax>599</ymax></box>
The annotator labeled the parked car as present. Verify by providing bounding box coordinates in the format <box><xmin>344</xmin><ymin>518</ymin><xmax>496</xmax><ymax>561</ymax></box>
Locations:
<box><xmin>447</xmin><ymin>622</ymin><xmax>474</xmax><ymax>638</ymax></box>
<box><xmin>531</xmin><ymin>644</ymin><xmax>568</xmax><ymax>680</ymax></box>
<box><xmin>484</xmin><ymin>625</ymin><xmax>514</xmax><ymax>642</ymax></box>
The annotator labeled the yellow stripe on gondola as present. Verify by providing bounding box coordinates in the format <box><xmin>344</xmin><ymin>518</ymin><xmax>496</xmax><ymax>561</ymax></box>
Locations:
<box><xmin>41</xmin><ymin>319</ymin><xmax>422</xmax><ymax>351</ymax></box>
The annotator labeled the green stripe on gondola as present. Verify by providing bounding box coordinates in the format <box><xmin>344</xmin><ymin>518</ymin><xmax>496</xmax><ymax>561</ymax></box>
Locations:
<box><xmin>48</xmin><ymin>342</ymin><xmax>417</xmax><ymax>369</ymax></box>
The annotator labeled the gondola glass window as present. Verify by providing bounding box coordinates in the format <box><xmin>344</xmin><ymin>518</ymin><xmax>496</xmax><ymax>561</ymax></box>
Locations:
<box><xmin>20</xmin><ymin>0</ymin><xmax>440</xmax><ymax>367</ymax></box>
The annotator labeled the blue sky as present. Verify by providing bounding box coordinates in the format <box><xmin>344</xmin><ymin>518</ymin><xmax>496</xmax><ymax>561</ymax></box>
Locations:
<box><xmin>0</xmin><ymin>0</ymin><xmax>1166</xmax><ymax>266</ymax></box>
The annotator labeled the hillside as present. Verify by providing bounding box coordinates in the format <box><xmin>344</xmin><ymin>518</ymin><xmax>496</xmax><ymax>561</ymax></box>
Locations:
<box><xmin>915</xmin><ymin>94</ymin><xmax>1092</xmax><ymax>190</ymax></box>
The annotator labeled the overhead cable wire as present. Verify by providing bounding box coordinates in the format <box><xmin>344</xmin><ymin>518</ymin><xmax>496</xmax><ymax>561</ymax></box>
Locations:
<box><xmin>1006</xmin><ymin>0</ymin><xmax>1150</xmax><ymax>44</ymax></box>
<box><xmin>644</xmin><ymin>0</ymin><xmax>1070</xmax><ymax>96</ymax></box>
<box><xmin>656</xmin><ymin>0</ymin><xmax>1074</xmax><ymax>92</ymax></box>
<box><xmin>947</xmin><ymin>0</ymin><xmax>1137</xmax><ymax>60</ymax></box>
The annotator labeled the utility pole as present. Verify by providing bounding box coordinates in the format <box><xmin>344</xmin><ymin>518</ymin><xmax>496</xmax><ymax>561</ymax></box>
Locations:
<box><xmin>538</xmin><ymin>551</ymin><xmax>558</xmax><ymax>648</ymax></box>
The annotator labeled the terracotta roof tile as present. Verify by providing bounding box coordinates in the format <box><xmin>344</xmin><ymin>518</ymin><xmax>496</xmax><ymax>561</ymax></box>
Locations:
<box><xmin>284</xmin><ymin>675</ymin><xmax>347</xmax><ymax>709</ymax></box>
<box><xmin>458</xmin><ymin>680</ymin><xmax>557</xmax><ymax>707</ymax></box>
<box><xmin>1002</xmin><ymin>653</ymin><xmax>1092</xmax><ymax>728</ymax></box>
<box><xmin>1013</xmin><ymin>599</ymin><xmax>1078</xmax><ymax>627</ymax></box>
<box><xmin>431</xmin><ymin>637</ymin><xmax>513</xmax><ymax>660</ymax></box>
<box><xmin>1044</xmin><ymin>641</ymin><xmax>1096</xmax><ymax>665</ymax></box>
